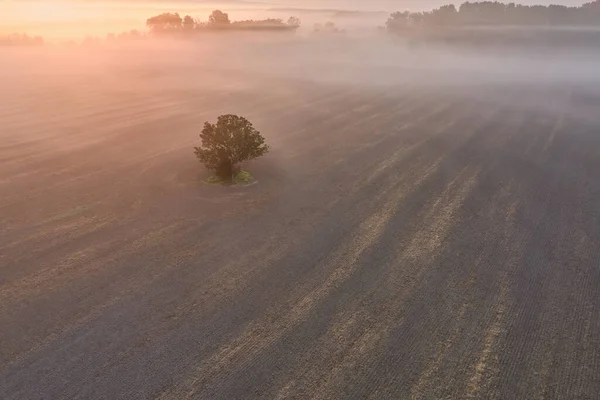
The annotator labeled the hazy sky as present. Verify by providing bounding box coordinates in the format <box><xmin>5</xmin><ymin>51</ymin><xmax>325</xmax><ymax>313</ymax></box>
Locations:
<box><xmin>0</xmin><ymin>0</ymin><xmax>593</xmax><ymax>39</ymax></box>
<box><xmin>0</xmin><ymin>0</ymin><xmax>591</xmax><ymax>13</ymax></box>
<box><xmin>270</xmin><ymin>0</ymin><xmax>588</xmax><ymax>10</ymax></box>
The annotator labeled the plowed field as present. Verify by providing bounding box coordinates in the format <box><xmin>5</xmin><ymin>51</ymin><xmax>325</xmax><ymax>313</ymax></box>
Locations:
<box><xmin>1</xmin><ymin>48</ymin><xmax>599</xmax><ymax>399</ymax></box>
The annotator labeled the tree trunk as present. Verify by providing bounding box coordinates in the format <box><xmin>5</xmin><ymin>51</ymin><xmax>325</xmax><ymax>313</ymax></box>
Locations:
<box><xmin>216</xmin><ymin>158</ymin><xmax>234</xmax><ymax>181</ymax></box>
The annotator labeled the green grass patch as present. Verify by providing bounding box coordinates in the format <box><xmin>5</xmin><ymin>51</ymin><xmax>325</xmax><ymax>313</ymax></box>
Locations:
<box><xmin>204</xmin><ymin>175</ymin><xmax>225</xmax><ymax>185</ymax></box>
<box><xmin>203</xmin><ymin>170</ymin><xmax>255</xmax><ymax>186</ymax></box>
<box><xmin>235</xmin><ymin>170</ymin><xmax>254</xmax><ymax>184</ymax></box>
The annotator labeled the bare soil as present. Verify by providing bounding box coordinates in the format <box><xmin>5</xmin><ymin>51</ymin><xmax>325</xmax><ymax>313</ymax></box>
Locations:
<box><xmin>1</xmin><ymin>50</ymin><xmax>599</xmax><ymax>399</ymax></box>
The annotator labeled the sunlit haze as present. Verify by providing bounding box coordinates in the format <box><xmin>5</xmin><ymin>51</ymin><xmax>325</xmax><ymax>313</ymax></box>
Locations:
<box><xmin>0</xmin><ymin>0</ymin><xmax>591</xmax><ymax>39</ymax></box>
<box><xmin>2</xmin><ymin>0</ymin><xmax>600</xmax><ymax>399</ymax></box>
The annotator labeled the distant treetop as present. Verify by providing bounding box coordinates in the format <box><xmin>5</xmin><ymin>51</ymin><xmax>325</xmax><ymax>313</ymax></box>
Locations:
<box><xmin>0</xmin><ymin>33</ymin><xmax>44</xmax><ymax>46</ymax></box>
<box><xmin>209</xmin><ymin>10</ymin><xmax>231</xmax><ymax>25</ymax></box>
<box><xmin>146</xmin><ymin>9</ymin><xmax>301</xmax><ymax>34</ymax></box>
<box><xmin>146</xmin><ymin>13</ymin><xmax>184</xmax><ymax>34</ymax></box>
<box><xmin>386</xmin><ymin>0</ymin><xmax>600</xmax><ymax>31</ymax></box>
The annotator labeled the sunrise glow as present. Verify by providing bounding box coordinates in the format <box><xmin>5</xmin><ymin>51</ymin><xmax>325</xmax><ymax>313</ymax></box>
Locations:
<box><xmin>2</xmin><ymin>0</ymin><xmax>600</xmax><ymax>398</ymax></box>
<box><xmin>0</xmin><ymin>1</ymin><xmax>267</xmax><ymax>39</ymax></box>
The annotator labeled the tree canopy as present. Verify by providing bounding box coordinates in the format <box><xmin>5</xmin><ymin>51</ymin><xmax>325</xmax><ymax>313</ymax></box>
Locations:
<box><xmin>194</xmin><ymin>115</ymin><xmax>269</xmax><ymax>181</ymax></box>
<box><xmin>386</xmin><ymin>0</ymin><xmax>600</xmax><ymax>31</ymax></box>
<box><xmin>209</xmin><ymin>10</ymin><xmax>231</xmax><ymax>25</ymax></box>
<box><xmin>146</xmin><ymin>13</ymin><xmax>184</xmax><ymax>34</ymax></box>
<box><xmin>287</xmin><ymin>16</ymin><xmax>301</xmax><ymax>27</ymax></box>
<box><xmin>146</xmin><ymin>10</ymin><xmax>300</xmax><ymax>34</ymax></box>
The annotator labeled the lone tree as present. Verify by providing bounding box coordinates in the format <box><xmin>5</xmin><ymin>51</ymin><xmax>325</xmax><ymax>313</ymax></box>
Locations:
<box><xmin>194</xmin><ymin>115</ymin><xmax>269</xmax><ymax>181</ymax></box>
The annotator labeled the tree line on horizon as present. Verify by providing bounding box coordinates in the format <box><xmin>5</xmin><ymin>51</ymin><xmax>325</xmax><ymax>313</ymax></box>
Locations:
<box><xmin>386</xmin><ymin>0</ymin><xmax>600</xmax><ymax>32</ymax></box>
<box><xmin>6</xmin><ymin>1</ymin><xmax>600</xmax><ymax>47</ymax></box>
<box><xmin>146</xmin><ymin>10</ymin><xmax>301</xmax><ymax>34</ymax></box>
<box><xmin>0</xmin><ymin>10</ymin><xmax>301</xmax><ymax>47</ymax></box>
<box><xmin>0</xmin><ymin>33</ymin><xmax>44</xmax><ymax>46</ymax></box>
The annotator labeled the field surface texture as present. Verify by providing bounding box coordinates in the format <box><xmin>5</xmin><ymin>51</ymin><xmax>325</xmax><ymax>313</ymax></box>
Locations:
<box><xmin>1</xmin><ymin>43</ymin><xmax>600</xmax><ymax>399</ymax></box>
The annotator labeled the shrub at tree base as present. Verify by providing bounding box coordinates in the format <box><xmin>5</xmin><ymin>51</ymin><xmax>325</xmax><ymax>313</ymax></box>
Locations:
<box><xmin>203</xmin><ymin>170</ymin><xmax>254</xmax><ymax>186</ymax></box>
<box><xmin>235</xmin><ymin>170</ymin><xmax>253</xmax><ymax>183</ymax></box>
<box><xmin>194</xmin><ymin>114</ymin><xmax>269</xmax><ymax>182</ymax></box>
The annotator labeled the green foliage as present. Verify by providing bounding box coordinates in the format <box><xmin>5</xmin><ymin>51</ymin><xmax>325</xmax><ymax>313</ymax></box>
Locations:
<box><xmin>205</xmin><ymin>175</ymin><xmax>225</xmax><ymax>185</ymax></box>
<box><xmin>203</xmin><ymin>170</ymin><xmax>254</xmax><ymax>186</ymax></box>
<box><xmin>194</xmin><ymin>115</ymin><xmax>269</xmax><ymax>181</ymax></box>
<box><xmin>235</xmin><ymin>170</ymin><xmax>253</xmax><ymax>183</ymax></box>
